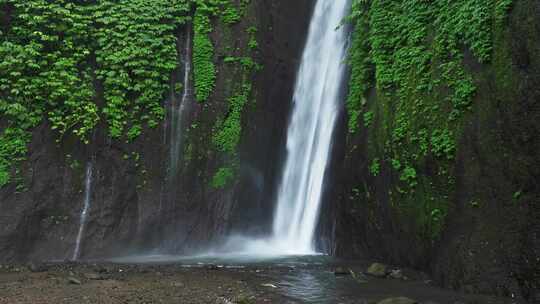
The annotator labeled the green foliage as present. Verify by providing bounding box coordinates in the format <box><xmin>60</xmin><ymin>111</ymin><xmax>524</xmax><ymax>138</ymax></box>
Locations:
<box><xmin>369</xmin><ymin>158</ymin><xmax>380</xmax><ymax>176</ymax></box>
<box><xmin>363</xmin><ymin>111</ymin><xmax>374</xmax><ymax>127</ymax></box>
<box><xmin>346</xmin><ymin>11</ymin><xmax>372</xmax><ymax>133</ymax></box>
<box><xmin>346</xmin><ymin>0</ymin><xmax>514</xmax><ymax>238</ymax></box>
<box><xmin>94</xmin><ymin>0</ymin><xmax>189</xmax><ymax>137</ymax></box>
<box><xmin>221</xmin><ymin>5</ymin><xmax>241</xmax><ymax>24</ymax></box>
<box><xmin>0</xmin><ymin>128</ymin><xmax>29</xmax><ymax>187</ymax></box>
<box><xmin>213</xmin><ymin>83</ymin><xmax>251</xmax><ymax>153</ymax></box>
<box><xmin>211</xmin><ymin>166</ymin><xmax>234</xmax><ymax>189</ymax></box>
<box><xmin>209</xmin><ymin>1</ymin><xmax>258</xmax><ymax>189</ymax></box>
<box><xmin>0</xmin><ymin>0</ymin><xmax>191</xmax><ymax>186</ymax></box>
<box><xmin>193</xmin><ymin>7</ymin><xmax>216</xmax><ymax>102</ymax></box>
<box><xmin>399</xmin><ymin>166</ymin><xmax>417</xmax><ymax>188</ymax></box>
<box><xmin>430</xmin><ymin>129</ymin><xmax>456</xmax><ymax>160</ymax></box>
<box><xmin>193</xmin><ymin>0</ymin><xmax>253</xmax><ymax>102</ymax></box>
<box><xmin>247</xmin><ymin>26</ymin><xmax>259</xmax><ymax>50</ymax></box>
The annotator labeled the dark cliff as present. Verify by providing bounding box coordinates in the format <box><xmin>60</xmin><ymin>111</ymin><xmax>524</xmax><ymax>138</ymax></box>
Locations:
<box><xmin>0</xmin><ymin>0</ymin><xmax>313</xmax><ymax>261</ymax></box>
<box><xmin>331</xmin><ymin>0</ymin><xmax>539</xmax><ymax>301</ymax></box>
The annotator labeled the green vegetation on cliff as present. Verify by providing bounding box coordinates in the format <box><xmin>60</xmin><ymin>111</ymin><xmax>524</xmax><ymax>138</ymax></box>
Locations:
<box><xmin>346</xmin><ymin>0</ymin><xmax>513</xmax><ymax>238</ymax></box>
<box><xmin>0</xmin><ymin>0</ymin><xmax>193</xmax><ymax>186</ymax></box>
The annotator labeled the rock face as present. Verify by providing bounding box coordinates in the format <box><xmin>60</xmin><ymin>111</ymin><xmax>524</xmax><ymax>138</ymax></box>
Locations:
<box><xmin>0</xmin><ymin>1</ymin><xmax>314</xmax><ymax>262</ymax></box>
<box><xmin>328</xmin><ymin>0</ymin><xmax>540</xmax><ymax>301</ymax></box>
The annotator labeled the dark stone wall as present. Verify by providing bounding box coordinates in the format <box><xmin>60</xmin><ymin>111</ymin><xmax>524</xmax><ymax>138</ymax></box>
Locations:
<box><xmin>330</xmin><ymin>1</ymin><xmax>540</xmax><ymax>301</ymax></box>
<box><xmin>0</xmin><ymin>0</ymin><xmax>314</xmax><ymax>262</ymax></box>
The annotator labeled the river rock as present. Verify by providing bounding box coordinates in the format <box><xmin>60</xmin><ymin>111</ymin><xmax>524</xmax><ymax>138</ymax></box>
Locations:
<box><xmin>367</xmin><ymin>263</ymin><xmax>388</xmax><ymax>277</ymax></box>
<box><xmin>388</xmin><ymin>269</ymin><xmax>404</xmax><ymax>280</ymax></box>
<box><xmin>377</xmin><ymin>297</ymin><xmax>417</xmax><ymax>304</ymax></box>
<box><xmin>67</xmin><ymin>277</ymin><xmax>82</xmax><ymax>285</ymax></box>
<box><xmin>28</xmin><ymin>262</ymin><xmax>47</xmax><ymax>273</ymax></box>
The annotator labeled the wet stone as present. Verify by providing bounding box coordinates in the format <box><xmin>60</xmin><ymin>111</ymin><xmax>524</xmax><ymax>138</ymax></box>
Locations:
<box><xmin>367</xmin><ymin>263</ymin><xmax>388</xmax><ymax>277</ymax></box>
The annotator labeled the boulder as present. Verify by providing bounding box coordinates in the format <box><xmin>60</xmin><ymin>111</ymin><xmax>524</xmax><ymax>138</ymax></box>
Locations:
<box><xmin>388</xmin><ymin>269</ymin><xmax>404</xmax><ymax>280</ymax></box>
<box><xmin>367</xmin><ymin>263</ymin><xmax>388</xmax><ymax>277</ymax></box>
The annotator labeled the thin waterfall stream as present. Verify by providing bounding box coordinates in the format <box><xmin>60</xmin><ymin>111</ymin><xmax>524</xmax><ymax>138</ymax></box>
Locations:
<box><xmin>72</xmin><ymin>162</ymin><xmax>94</xmax><ymax>261</ymax></box>
<box><xmin>168</xmin><ymin>25</ymin><xmax>193</xmax><ymax>181</ymax></box>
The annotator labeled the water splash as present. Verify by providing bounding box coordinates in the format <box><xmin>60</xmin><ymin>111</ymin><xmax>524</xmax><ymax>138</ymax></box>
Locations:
<box><xmin>72</xmin><ymin>162</ymin><xmax>93</xmax><ymax>261</ymax></box>
<box><xmin>270</xmin><ymin>0</ymin><xmax>351</xmax><ymax>254</ymax></box>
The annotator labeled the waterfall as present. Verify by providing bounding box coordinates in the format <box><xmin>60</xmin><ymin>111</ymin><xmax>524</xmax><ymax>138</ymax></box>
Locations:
<box><xmin>270</xmin><ymin>0</ymin><xmax>350</xmax><ymax>254</ymax></box>
<box><xmin>72</xmin><ymin>162</ymin><xmax>93</xmax><ymax>261</ymax></box>
<box><xmin>216</xmin><ymin>0</ymin><xmax>351</xmax><ymax>257</ymax></box>
<box><xmin>168</xmin><ymin>25</ymin><xmax>192</xmax><ymax>180</ymax></box>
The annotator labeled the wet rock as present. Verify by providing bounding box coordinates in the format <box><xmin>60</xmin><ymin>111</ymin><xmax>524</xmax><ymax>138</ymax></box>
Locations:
<box><xmin>377</xmin><ymin>297</ymin><xmax>417</xmax><ymax>304</ymax></box>
<box><xmin>28</xmin><ymin>262</ymin><xmax>47</xmax><ymax>273</ymax></box>
<box><xmin>334</xmin><ymin>266</ymin><xmax>350</xmax><ymax>276</ymax></box>
<box><xmin>367</xmin><ymin>263</ymin><xmax>388</xmax><ymax>277</ymax></box>
<box><xmin>350</xmin><ymin>270</ymin><xmax>369</xmax><ymax>283</ymax></box>
<box><xmin>67</xmin><ymin>277</ymin><xmax>82</xmax><ymax>285</ymax></box>
<box><xmin>388</xmin><ymin>269</ymin><xmax>405</xmax><ymax>280</ymax></box>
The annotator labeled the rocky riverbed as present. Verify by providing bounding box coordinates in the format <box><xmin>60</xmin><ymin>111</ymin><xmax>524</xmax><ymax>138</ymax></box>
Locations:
<box><xmin>0</xmin><ymin>259</ymin><xmax>523</xmax><ymax>304</ymax></box>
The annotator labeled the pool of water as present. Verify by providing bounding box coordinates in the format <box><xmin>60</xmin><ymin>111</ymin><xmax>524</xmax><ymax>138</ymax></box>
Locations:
<box><xmin>106</xmin><ymin>254</ymin><xmax>518</xmax><ymax>304</ymax></box>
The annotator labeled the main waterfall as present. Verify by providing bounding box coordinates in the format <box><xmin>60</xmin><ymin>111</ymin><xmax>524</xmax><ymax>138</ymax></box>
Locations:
<box><xmin>270</xmin><ymin>0</ymin><xmax>350</xmax><ymax>254</ymax></box>
<box><xmin>214</xmin><ymin>0</ymin><xmax>352</xmax><ymax>257</ymax></box>
<box><xmin>110</xmin><ymin>0</ymin><xmax>351</xmax><ymax>262</ymax></box>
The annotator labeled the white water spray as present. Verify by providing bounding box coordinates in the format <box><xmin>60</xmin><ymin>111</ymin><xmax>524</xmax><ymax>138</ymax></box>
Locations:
<box><xmin>72</xmin><ymin>162</ymin><xmax>93</xmax><ymax>260</ymax></box>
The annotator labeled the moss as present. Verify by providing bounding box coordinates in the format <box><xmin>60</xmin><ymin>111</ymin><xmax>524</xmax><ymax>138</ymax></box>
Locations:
<box><xmin>211</xmin><ymin>166</ymin><xmax>235</xmax><ymax>189</ymax></box>
<box><xmin>347</xmin><ymin>0</ymin><xmax>514</xmax><ymax>239</ymax></box>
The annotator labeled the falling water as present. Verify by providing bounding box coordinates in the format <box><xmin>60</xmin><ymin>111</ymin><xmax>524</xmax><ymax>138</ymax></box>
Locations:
<box><xmin>72</xmin><ymin>162</ymin><xmax>93</xmax><ymax>260</ymax></box>
<box><xmin>123</xmin><ymin>1</ymin><xmax>351</xmax><ymax>260</ymax></box>
<box><xmin>270</xmin><ymin>0</ymin><xmax>351</xmax><ymax>254</ymax></box>
<box><xmin>168</xmin><ymin>25</ymin><xmax>192</xmax><ymax>180</ymax></box>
